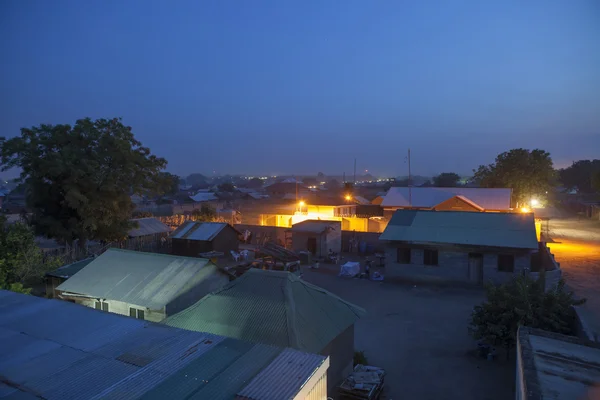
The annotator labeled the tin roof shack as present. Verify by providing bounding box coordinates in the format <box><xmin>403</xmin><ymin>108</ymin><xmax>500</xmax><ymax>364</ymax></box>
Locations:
<box><xmin>56</xmin><ymin>249</ymin><xmax>229</xmax><ymax>322</ymax></box>
<box><xmin>0</xmin><ymin>290</ymin><xmax>329</xmax><ymax>400</ymax></box>
<box><xmin>516</xmin><ymin>326</ymin><xmax>600</xmax><ymax>400</ymax></box>
<box><xmin>171</xmin><ymin>221</ymin><xmax>241</xmax><ymax>257</ymax></box>
<box><xmin>380</xmin><ymin>210</ymin><xmax>539</xmax><ymax>286</ymax></box>
<box><xmin>45</xmin><ymin>258</ymin><xmax>94</xmax><ymax>298</ymax></box>
<box><xmin>381</xmin><ymin>187</ymin><xmax>513</xmax><ymax>217</ymax></box>
<box><xmin>290</xmin><ymin>220</ymin><xmax>342</xmax><ymax>258</ymax></box>
<box><xmin>128</xmin><ymin>217</ymin><xmax>171</xmax><ymax>238</ymax></box>
<box><xmin>163</xmin><ymin>269</ymin><xmax>364</xmax><ymax>395</ymax></box>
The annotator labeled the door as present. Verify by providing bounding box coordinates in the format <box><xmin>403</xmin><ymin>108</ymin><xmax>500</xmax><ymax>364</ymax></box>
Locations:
<box><xmin>307</xmin><ymin>237</ymin><xmax>317</xmax><ymax>255</ymax></box>
<box><xmin>468</xmin><ymin>253</ymin><xmax>484</xmax><ymax>285</ymax></box>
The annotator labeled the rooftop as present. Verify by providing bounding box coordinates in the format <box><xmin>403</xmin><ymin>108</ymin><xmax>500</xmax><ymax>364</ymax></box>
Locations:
<box><xmin>518</xmin><ymin>327</ymin><xmax>600</xmax><ymax>400</ymax></box>
<box><xmin>128</xmin><ymin>217</ymin><xmax>171</xmax><ymax>237</ymax></box>
<box><xmin>171</xmin><ymin>221</ymin><xmax>239</xmax><ymax>241</ymax></box>
<box><xmin>381</xmin><ymin>187</ymin><xmax>512</xmax><ymax>210</ymax></box>
<box><xmin>163</xmin><ymin>269</ymin><xmax>365</xmax><ymax>353</ymax></box>
<box><xmin>380</xmin><ymin>209</ymin><xmax>538</xmax><ymax>249</ymax></box>
<box><xmin>56</xmin><ymin>249</ymin><xmax>221</xmax><ymax>309</ymax></box>
<box><xmin>290</xmin><ymin>219</ymin><xmax>341</xmax><ymax>234</ymax></box>
<box><xmin>0</xmin><ymin>290</ymin><xmax>327</xmax><ymax>400</ymax></box>
<box><xmin>189</xmin><ymin>192</ymin><xmax>218</xmax><ymax>202</ymax></box>
<box><xmin>46</xmin><ymin>258</ymin><xmax>94</xmax><ymax>279</ymax></box>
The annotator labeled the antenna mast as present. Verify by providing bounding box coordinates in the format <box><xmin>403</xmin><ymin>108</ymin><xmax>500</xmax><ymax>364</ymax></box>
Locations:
<box><xmin>408</xmin><ymin>148</ymin><xmax>412</xmax><ymax>207</ymax></box>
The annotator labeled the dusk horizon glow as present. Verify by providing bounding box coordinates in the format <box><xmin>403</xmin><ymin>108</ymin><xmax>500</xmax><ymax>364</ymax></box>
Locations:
<box><xmin>1</xmin><ymin>0</ymin><xmax>599</xmax><ymax>178</ymax></box>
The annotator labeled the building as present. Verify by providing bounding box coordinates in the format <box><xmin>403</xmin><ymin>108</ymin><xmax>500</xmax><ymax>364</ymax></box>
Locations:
<box><xmin>380</xmin><ymin>210</ymin><xmax>539</xmax><ymax>285</ymax></box>
<box><xmin>381</xmin><ymin>187</ymin><xmax>513</xmax><ymax>217</ymax></box>
<box><xmin>163</xmin><ymin>269</ymin><xmax>364</xmax><ymax>394</ymax></box>
<box><xmin>0</xmin><ymin>290</ymin><xmax>329</xmax><ymax>400</ymax></box>
<box><xmin>265</xmin><ymin>182</ymin><xmax>309</xmax><ymax>199</ymax></box>
<box><xmin>56</xmin><ymin>249</ymin><xmax>229</xmax><ymax>321</ymax></box>
<box><xmin>516</xmin><ymin>326</ymin><xmax>600</xmax><ymax>400</ymax></box>
<box><xmin>171</xmin><ymin>221</ymin><xmax>241</xmax><ymax>257</ymax></box>
<box><xmin>290</xmin><ymin>219</ymin><xmax>342</xmax><ymax>257</ymax></box>
<box><xmin>45</xmin><ymin>258</ymin><xmax>94</xmax><ymax>298</ymax></box>
<box><xmin>128</xmin><ymin>217</ymin><xmax>171</xmax><ymax>238</ymax></box>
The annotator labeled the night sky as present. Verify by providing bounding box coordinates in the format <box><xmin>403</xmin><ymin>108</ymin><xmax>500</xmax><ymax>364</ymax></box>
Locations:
<box><xmin>1</xmin><ymin>0</ymin><xmax>599</xmax><ymax>178</ymax></box>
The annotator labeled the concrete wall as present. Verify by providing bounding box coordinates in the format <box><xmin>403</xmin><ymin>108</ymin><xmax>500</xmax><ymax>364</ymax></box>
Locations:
<box><xmin>384</xmin><ymin>243</ymin><xmax>532</xmax><ymax>285</ymax></box>
<box><xmin>515</xmin><ymin>332</ymin><xmax>526</xmax><ymax>400</ymax></box>
<box><xmin>234</xmin><ymin>224</ymin><xmax>288</xmax><ymax>247</ymax></box>
<box><xmin>320</xmin><ymin>325</ymin><xmax>354</xmax><ymax>395</ymax></box>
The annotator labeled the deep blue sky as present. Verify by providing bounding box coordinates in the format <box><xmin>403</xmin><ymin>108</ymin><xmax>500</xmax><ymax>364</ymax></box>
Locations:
<box><xmin>1</xmin><ymin>0</ymin><xmax>599</xmax><ymax>178</ymax></box>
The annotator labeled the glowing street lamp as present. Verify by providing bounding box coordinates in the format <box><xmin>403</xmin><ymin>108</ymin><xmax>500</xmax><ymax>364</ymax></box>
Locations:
<box><xmin>520</xmin><ymin>206</ymin><xmax>531</xmax><ymax>213</ymax></box>
<box><xmin>344</xmin><ymin>195</ymin><xmax>352</xmax><ymax>201</ymax></box>
<box><xmin>530</xmin><ymin>198</ymin><xmax>539</xmax><ymax>207</ymax></box>
<box><xmin>298</xmin><ymin>201</ymin><xmax>305</xmax><ymax>207</ymax></box>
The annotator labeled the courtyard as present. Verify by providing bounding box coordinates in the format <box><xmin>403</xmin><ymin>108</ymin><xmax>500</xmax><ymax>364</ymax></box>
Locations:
<box><xmin>301</xmin><ymin>263</ymin><xmax>515</xmax><ymax>400</ymax></box>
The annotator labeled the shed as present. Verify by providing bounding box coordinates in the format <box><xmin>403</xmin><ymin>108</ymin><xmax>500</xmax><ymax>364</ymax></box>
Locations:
<box><xmin>290</xmin><ymin>219</ymin><xmax>342</xmax><ymax>257</ymax></box>
<box><xmin>128</xmin><ymin>217</ymin><xmax>171</xmax><ymax>238</ymax></box>
<box><xmin>0</xmin><ymin>290</ymin><xmax>329</xmax><ymax>400</ymax></box>
<box><xmin>56</xmin><ymin>248</ymin><xmax>229</xmax><ymax>321</ymax></box>
<box><xmin>163</xmin><ymin>268</ymin><xmax>364</xmax><ymax>393</ymax></box>
<box><xmin>45</xmin><ymin>257</ymin><xmax>94</xmax><ymax>298</ymax></box>
<box><xmin>171</xmin><ymin>221</ymin><xmax>241</xmax><ymax>257</ymax></box>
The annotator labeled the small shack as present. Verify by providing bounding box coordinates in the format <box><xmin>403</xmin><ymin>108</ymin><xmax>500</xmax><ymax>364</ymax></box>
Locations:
<box><xmin>171</xmin><ymin>221</ymin><xmax>241</xmax><ymax>257</ymax></box>
<box><xmin>290</xmin><ymin>220</ymin><xmax>341</xmax><ymax>257</ymax></box>
<box><xmin>45</xmin><ymin>258</ymin><xmax>94</xmax><ymax>298</ymax></box>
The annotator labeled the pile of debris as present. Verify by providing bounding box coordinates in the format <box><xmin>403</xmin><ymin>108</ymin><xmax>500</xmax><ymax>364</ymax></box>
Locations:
<box><xmin>338</xmin><ymin>364</ymin><xmax>386</xmax><ymax>400</ymax></box>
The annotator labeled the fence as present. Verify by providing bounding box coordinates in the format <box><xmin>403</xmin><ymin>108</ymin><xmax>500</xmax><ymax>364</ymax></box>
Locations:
<box><xmin>43</xmin><ymin>234</ymin><xmax>171</xmax><ymax>266</ymax></box>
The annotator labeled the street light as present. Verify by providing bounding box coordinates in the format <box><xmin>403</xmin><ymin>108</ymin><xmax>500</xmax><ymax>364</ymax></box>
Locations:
<box><xmin>298</xmin><ymin>201</ymin><xmax>305</xmax><ymax>207</ymax></box>
<box><xmin>345</xmin><ymin>195</ymin><xmax>352</xmax><ymax>201</ymax></box>
<box><xmin>520</xmin><ymin>207</ymin><xmax>531</xmax><ymax>213</ymax></box>
<box><xmin>530</xmin><ymin>198</ymin><xmax>539</xmax><ymax>207</ymax></box>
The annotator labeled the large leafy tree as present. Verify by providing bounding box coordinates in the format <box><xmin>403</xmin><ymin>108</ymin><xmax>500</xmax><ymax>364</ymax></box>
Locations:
<box><xmin>432</xmin><ymin>172</ymin><xmax>461</xmax><ymax>187</ymax></box>
<box><xmin>473</xmin><ymin>148</ymin><xmax>556</xmax><ymax>206</ymax></box>
<box><xmin>469</xmin><ymin>275</ymin><xmax>583</xmax><ymax>359</ymax></box>
<box><xmin>559</xmin><ymin>159</ymin><xmax>600</xmax><ymax>193</ymax></box>
<box><xmin>0</xmin><ymin>118</ymin><xmax>167</xmax><ymax>247</ymax></box>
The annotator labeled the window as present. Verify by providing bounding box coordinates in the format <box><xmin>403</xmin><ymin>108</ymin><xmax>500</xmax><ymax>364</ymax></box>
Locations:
<box><xmin>498</xmin><ymin>254</ymin><xmax>515</xmax><ymax>272</ymax></box>
<box><xmin>95</xmin><ymin>301</ymin><xmax>101</xmax><ymax>310</ymax></box>
<box><xmin>129</xmin><ymin>308</ymin><xmax>145</xmax><ymax>320</ymax></box>
<box><xmin>102</xmin><ymin>302</ymin><xmax>108</xmax><ymax>312</ymax></box>
<box><xmin>397</xmin><ymin>247</ymin><xmax>411</xmax><ymax>264</ymax></box>
<box><xmin>95</xmin><ymin>301</ymin><xmax>109</xmax><ymax>312</ymax></box>
<box><xmin>424</xmin><ymin>249</ymin><xmax>438</xmax><ymax>266</ymax></box>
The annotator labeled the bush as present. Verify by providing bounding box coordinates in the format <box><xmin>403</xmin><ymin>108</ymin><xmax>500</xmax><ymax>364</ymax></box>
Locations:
<box><xmin>469</xmin><ymin>275</ymin><xmax>585</xmax><ymax>358</ymax></box>
<box><xmin>354</xmin><ymin>350</ymin><xmax>368</xmax><ymax>366</ymax></box>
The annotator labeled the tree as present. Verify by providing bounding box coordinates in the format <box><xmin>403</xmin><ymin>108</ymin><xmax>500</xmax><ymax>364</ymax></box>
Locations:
<box><xmin>158</xmin><ymin>172</ymin><xmax>180</xmax><ymax>196</ymax></box>
<box><xmin>218</xmin><ymin>182</ymin><xmax>235</xmax><ymax>192</ymax></box>
<box><xmin>0</xmin><ymin>118</ymin><xmax>167</xmax><ymax>248</ymax></box>
<box><xmin>469</xmin><ymin>275</ymin><xmax>584</xmax><ymax>359</ymax></box>
<box><xmin>473</xmin><ymin>149</ymin><xmax>556</xmax><ymax>206</ymax></box>
<box><xmin>432</xmin><ymin>172</ymin><xmax>461</xmax><ymax>187</ymax></box>
<box><xmin>190</xmin><ymin>204</ymin><xmax>224</xmax><ymax>222</ymax></box>
<box><xmin>559</xmin><ymin>160</ymin><xmax>600</xmax><ymax>193</ymax></box>
<box><xmin>246</xmin><ymin>178</ymin><xmax>263</xmax><ymax>189</ymax></box>
<box><xmin>0</xmin><ymin>216</ymin><xmax>62</xmax><ymax>294</ymax></box>
<box><xmin>593</xmin><ymin>171</ymin><xmax>600</xmax><ymax>193</ymax></box>
<box><xmin>186</xmin><ymin>173</ymin><xmax>207</xmax><ymax>187</ymax></box>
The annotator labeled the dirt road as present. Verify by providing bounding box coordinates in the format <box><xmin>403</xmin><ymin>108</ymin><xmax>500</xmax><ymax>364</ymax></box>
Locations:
<box><xmin>546</xmin><ymin>218</ymin><xmax>600</xmax><ymax>338</ymax></box>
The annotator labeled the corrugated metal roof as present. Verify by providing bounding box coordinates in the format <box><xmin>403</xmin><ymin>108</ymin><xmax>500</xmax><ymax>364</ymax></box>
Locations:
<box><xmin>163</xmin><ymin>269</ymin><xmax>365</xmax><ymax>354</ymax></box>
<box><xmin>0</xmin><ymin>290</ymin><xmax>326</xmax><ymax>400</ymax></box>
<box><xmin>381</xmin><ymin>187</ymin><xmax>512</xmax><ymax>210</ymax></box>
<box><xmin>189</xmin><ymin>192</ymin><xmax>218</xmax><ymax>202</ymax></box>
<box><xmin>46</xmin><ymin>258</ymin><xmax>95</xmax><ymax>279</ymax></box>
<box><xmin>236</xmin><ymin>347</ymin><xmax>326</xmax><ymax>400</ymax></box>
<box><xmin>379</xmin><ymin>209</ymin><xmax>538</xmax><ymax>249</ymax></box>
<box><xmin>56</xmin><ymin>249</ymin><xmax>219</xmax><ymax>309</ymax></box>
<box><xmin>170</xmin><ymin>221</ymin><xmax>237</xmax><ymax>241</ymax></box>
<box><xmin>290</xmin><ymin>220</ymin><xmax>341</xmax><ymax>234</ymax></box>
<box><xmin>129</xmin><ymin>218</ymin><xmax>171</xmax><ymax>237</ymax></box>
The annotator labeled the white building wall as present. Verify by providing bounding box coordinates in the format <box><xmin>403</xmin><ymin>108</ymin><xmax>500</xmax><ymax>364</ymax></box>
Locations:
<box><xmin>72</xmin><ymin>298</ymin><xmax>166</xmax><ymax>322</ymax></box>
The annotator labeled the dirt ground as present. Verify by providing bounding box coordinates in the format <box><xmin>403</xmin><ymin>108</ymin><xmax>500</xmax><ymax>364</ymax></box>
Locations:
<box><xmin>546</xmin><ymin>217</ymin><xmax>600</xmax><ymax>339</ymax></box>
<box><xmin>301</xmin><ymin>263</ymin><xmax>515</xmax><ymax>400</ymax></box>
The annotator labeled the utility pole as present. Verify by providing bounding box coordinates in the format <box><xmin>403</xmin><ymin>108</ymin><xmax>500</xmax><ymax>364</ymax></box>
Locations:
<box><xmin>408</xmin><ymin>148</ymin><xmax>412</xmax><ymax>207</ymax></box>
<box><xmin>353</xmin><ymin>158</ymin><xmax>356</xmax><ymax>184</ymax></box>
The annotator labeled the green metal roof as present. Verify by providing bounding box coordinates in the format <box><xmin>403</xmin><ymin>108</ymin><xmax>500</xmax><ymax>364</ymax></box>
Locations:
<box><xmin>163</xmin><ymin>269</ymin><xmax>365</xmax><ymax>354</ymax></box>
<box><xmin>46</xmin><ymin>258</ymin><xmax>95</xmax><ymax>279</ymax></box>
<box><xmin>56</xmin><ymin>249</ymin><xmax>222</xmax><ymax>309</ymax></box>
<box><xmin>380</xmin><ymin>209</ymin><xmax>538</xmax><ymax>249</ymax></box>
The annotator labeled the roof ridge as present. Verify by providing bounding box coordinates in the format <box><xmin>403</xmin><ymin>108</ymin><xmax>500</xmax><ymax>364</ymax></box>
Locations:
<box><xmin>103</xmin><ymin>248</ymin><xmax>213</xmax><ymax>263</ymax></box>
